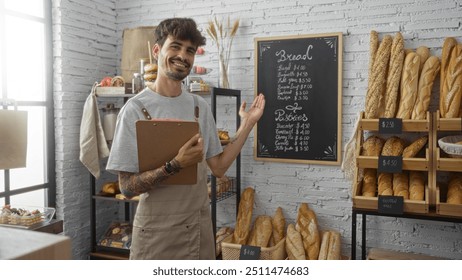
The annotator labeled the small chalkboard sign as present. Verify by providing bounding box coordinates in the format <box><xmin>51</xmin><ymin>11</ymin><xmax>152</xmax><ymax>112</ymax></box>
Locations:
<box><xmin>239</xmin><ymin>245</ymin><xmax>261</xmax><ymax>260</ymax></box>
<box><xmin>378</xmin><ymin>156</ymin><xmax>403</xmax><ymax>173</ymax></box>
<box><xmin>379</xmin><ymin>118</ymin><xmax>402</xmax><ymax>134</ymax></box>
<box><xmin>254</xmin><ymin>33</ymin><xmax>343</xmax><ymax>165</ymax></box>
<box><xmin>378</xmin><ymin>195</ymin><xmax>404</xmax><ymax>215</ymax></box>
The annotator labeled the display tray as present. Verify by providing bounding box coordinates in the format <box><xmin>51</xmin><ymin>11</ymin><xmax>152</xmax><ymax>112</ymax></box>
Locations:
<box><xmin>352</xmin><ymin>180</ymin><xmax>429</xmax><ymax>214</ymax></box>
<box><xmin>436</xmin><ymin>186</ymin><xmax>462</xmax><ymax>218</ymax></box>
<box><xmin>435</xmin><ymin>112</ymin><xmax>462</xmax><ymax>131</ymax></box>
<box><xmin>356</xmin><ymin>148</ymin><xmax>430</xmax><ymax>171</ymax></box>
<box><xmin>358</xmin><ymin>111</ymin><xmax>431</xmax><ymax>132</ymax></box>
<box><xmin>95</xmin><ymin>86</ymin><xmax>125</xmax><ymax>96</ymax></box>
<box><xmin>436</xmin><ymin>148</ymin><xmax>462</xmax><ymax>172</ymax></box>
<box><xmin>0</xmin><ymin>205</ymin><xmax>55</xmax><ymax>228</ymax></box>
<box><xmin>98</xmin><ymin>221</ymin><xmax>132</xmax><ymax>250</ymax></box>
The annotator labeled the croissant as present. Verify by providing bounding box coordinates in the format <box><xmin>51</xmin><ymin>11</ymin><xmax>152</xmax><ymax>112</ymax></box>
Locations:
<box><xmin>218</xmin><ymin>130</ymin><xmax>230</xmax><ymax>140</ymax></box>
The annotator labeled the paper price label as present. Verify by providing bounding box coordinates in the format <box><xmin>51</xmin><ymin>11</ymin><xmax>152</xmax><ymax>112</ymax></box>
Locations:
<box><xmin>379</xmin><ymin>118</ymin><xmax>402</xmax><ymax>134</ymax></box>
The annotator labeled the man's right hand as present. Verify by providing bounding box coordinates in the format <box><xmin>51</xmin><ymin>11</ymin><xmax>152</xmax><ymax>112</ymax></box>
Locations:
<box><xmin>174</xmin><ymin>133</ymin><xmax>204</xmax><ymax>168</ymax></box>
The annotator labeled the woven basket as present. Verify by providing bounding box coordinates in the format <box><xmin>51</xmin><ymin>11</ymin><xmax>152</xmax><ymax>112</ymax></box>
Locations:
<box><xmin>221</xmin><ymin>235</ymin><xmax>287</xmax><ymax>260</ymax></box>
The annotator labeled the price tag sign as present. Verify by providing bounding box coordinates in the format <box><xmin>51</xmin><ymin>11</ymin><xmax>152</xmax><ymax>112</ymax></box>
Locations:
<box><xmin>378</xmin><ymin>195</ymin><xmax>404</xmax><ymax>215</ymax></box>
<box><xmin>378</xmin><ymin>155</ymin><xmax>403</xmax><ymax>173</ymax></box>
<box><xmin>379</xmin><ymin>118</ymin><xmax>402</xmax><ymax>134</ymax></box>
<box><xmin>239</xmin><ymin>245</ymin><xmax>261</xmax><ymax>260</ymax></box>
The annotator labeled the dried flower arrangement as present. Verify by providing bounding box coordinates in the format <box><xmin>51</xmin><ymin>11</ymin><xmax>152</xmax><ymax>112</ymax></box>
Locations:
<box><xmin>206</xmin><ymin>16</ymin><xmax>240</xmax><ymax>88</ymax></box>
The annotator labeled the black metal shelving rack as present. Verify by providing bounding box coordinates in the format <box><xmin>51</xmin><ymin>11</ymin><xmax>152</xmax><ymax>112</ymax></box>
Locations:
<box><xmin>210</xmin><ymin>87</ymin><xmax>241</xmax><ymax>236</ymax></box>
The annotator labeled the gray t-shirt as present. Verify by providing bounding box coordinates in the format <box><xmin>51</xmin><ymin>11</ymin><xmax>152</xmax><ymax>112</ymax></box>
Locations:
<box><xmin>106</xmin><ymin>88</ymin><xmax>223</xmax><ymax>173</ymax></box>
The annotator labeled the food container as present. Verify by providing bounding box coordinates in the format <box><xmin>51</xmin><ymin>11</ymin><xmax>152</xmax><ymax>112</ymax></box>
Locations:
<box><xmin>0</xmin><ymin>205</ymin><xmax>55</xmax><ymax>227</ymax></box>
<box><xmin>438</xmin><ymin>135</ymin><xmax>462</xmax><ymax>158</ymax></box>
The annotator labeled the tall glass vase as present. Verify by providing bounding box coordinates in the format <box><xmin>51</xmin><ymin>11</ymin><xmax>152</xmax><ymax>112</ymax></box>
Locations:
<box><xmin>218</xmin><ymin>47</ymin><xmax>230</xmax><ymax>89</ymax></box>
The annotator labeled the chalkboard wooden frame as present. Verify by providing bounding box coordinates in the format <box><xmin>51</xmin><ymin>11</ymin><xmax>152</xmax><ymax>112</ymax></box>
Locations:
<box><xmin>254</xmin><ymin>33</ymin><xmax>343</xmax><ymax>165</ymax></box>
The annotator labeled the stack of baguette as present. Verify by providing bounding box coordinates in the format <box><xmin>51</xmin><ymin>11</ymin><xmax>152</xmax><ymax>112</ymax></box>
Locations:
<box><xmin>360</xmin><ymin>135</ymin><xmax>427</xmax><ymax>200</ymax></box>
<box><xmin>364</xmin><ymin>31</ymin><xmax>441</xmax><ymax>120</ymax></box>
<box><xmin>439</xmin><ymin>37</ymin><xmax>462</xmax><ymax>118</ymax></box>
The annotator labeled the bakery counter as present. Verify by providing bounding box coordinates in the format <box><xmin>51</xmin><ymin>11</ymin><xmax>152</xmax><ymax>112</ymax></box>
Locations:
<box><xmin>0</xmin><ymin>227</ymin><xmax>71</xmax><ymax>260</ymax></box>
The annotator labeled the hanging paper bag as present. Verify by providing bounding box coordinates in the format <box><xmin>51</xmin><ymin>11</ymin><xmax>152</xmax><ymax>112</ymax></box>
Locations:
<box><xmin>0</xmin><ymin>109</ymin><xmax>28</xmax><ymax>169</ymax></box>
<box><xmin>120</xmin><ymin>26</ymin><xmax>157</xmax><ymax>83</ymax></box>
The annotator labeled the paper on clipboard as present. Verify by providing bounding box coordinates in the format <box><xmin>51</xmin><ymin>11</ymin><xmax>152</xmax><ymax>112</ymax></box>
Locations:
<box><xmin>136</xmin><ymin>120</ymin><xmax>199</xmax><ymax>185</ymax></box>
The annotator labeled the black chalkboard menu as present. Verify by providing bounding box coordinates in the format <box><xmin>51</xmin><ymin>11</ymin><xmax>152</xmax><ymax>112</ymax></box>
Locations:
<box><xmin>254</xmin><ymin>33</ymin><xmax>342</xmax><ymax>165</ymax></box>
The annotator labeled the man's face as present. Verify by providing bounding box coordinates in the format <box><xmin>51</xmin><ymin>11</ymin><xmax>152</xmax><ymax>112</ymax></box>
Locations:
<box><xmin>154</xmin><ymin>36</ymin><xmax>197</xmax><ymax>81</ymax></box>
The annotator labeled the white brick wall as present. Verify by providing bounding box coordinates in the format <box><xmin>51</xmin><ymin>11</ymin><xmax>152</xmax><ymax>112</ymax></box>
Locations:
<box><xmin>54</xmin><ymin>0</ymin><xmax>462</xmax><ymax>259</ymax></box>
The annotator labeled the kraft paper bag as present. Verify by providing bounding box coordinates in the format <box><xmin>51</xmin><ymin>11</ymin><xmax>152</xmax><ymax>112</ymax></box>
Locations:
<box><xmin>0</xmin><ymin>110</ymin><xmax>28</xmax><ymax>169</ymax></box>
<box><xmin>121</xmin><ymin>26</ymin><xmax>157</xmax><ymax>83</ymax></box>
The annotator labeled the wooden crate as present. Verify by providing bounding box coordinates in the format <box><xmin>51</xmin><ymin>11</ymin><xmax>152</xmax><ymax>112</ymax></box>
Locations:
<box><xmin>352</xmin><ymin>178</ymin><xmax>429</xmax><ymax>214</ymax></box>
<box><xmin>436</xmin><ymin>186</ymin><xmax>462</xmax><ymax>217</ymax></box>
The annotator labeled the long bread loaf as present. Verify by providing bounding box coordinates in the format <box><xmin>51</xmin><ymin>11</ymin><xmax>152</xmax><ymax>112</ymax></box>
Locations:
<box><xmin>441</xmin><ymin>44</ymin><xmax>462</xmax><ymax>118</ymax></box>
<box><xmin>393</xmin><ymin>172</ymin><xmax>409</xmax><ymax>199</ymax></box>
<box><xmin>416</xmin><ymin>46</ymin><xmax>430</xmax><ymax>74</ymax></box>
<box><xmin>270</xmin><ymin>207</ymin><xmax>285</xmax><ymax>246</ymax></box>
<box><xmin>362</xmin><ymin>168</ymin><xmax>377</xmax><ymax>197</ymax></box>
<box><xmin>396</xmin><ymin>52</ymin><xmax>420</xmax><ymax>119</ymax></box>
<box><xmin>286</xmin><ymin>224</ymin><xmax>306</xmax><ymax>260</ymax></box>
<box><xmin>295</xmin><ymin>203</ymin><xmax>320</xmax><ymax>260</ymax></box>
<box><xmin>439</xmin><ymin>37</ymin><xmax>458</xmax><ymax>117</ymax></box>
<box><xmin>365</xmin><ymin>35</ymin><xmax>392</xmax><ymax>119</ymax></box>
<box><xmin>409</xmin><ymin>171</ymin><xmax>425</xmax><ymax>201</ymax></box>
<box><xmin>383</xmin><ymin>32</ymin><xmax>405</xmax><ymax>118</ymax></box>
<box><xmin>411</xmin><ymin>56</ymin><xmax>440</xmax><ymax>119</ymax></box>
<box><xmin>402</xmin><ymin>136</ymin><xmax>428</xmax><ymax>158</ymax></box>
<box><xmin>233</xmin><ymin>187</ymin><xmax>254</xmax><ymax>244</ymax></box>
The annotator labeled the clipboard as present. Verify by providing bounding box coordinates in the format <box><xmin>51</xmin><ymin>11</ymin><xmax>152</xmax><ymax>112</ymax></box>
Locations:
<box><xmin>136</xmin><ymin>120</ymin><xmax>199</xmax><ymax>185</ymax></box>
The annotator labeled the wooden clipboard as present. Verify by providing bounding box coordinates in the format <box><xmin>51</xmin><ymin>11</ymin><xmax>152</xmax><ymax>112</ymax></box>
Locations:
<box><xmin>136</xmin><ymin>120</ymin><xmax>199</xmax><ymax>185</ymax></box>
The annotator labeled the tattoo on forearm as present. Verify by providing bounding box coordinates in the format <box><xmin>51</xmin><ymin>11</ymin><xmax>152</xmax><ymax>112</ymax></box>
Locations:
<box><xmin>119</xmin><ymin>168</ymin><xmax>169</xmax><ymax>196</ymax></box>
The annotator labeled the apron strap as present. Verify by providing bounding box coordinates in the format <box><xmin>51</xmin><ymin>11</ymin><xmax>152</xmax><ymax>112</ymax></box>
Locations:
<box><xmin>132</xmin><ymin>94</ymin><xmax>199</xmax><ymax>121</ymax></box>
<box><xmin>131</xmin><ymin>98</ymin><xmax>152</xmax><ymax>120</ymax></box>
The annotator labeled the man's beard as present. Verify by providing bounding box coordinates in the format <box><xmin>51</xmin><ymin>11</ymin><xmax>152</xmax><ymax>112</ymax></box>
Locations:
<box><xmin>165</xmin><ymin>69</ymin><xmax>190</xmax><ymax>81</ymax></box>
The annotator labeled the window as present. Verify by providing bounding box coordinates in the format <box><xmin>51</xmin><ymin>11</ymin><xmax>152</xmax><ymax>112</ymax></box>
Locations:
<box><xmin>0</xmin><ymin>0</ymin><xmax>54</xmax><ymax>208</ymax></box>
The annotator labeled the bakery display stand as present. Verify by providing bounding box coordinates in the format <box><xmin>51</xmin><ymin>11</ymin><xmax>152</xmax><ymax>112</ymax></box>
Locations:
<box><xmin>210</xmin><ymin>87</ymin><xmax>241</xmax><ymax>236</ymax></box>
<box><xmin>88</xmin><ymin>93</ymin><xmax>136</xmax><ymax>260</ymax></box>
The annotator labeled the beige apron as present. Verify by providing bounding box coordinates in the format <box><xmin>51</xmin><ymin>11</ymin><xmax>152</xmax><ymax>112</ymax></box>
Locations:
<box><xmin>129</xmin><ymin>96</ymin><xmax>215</xmax><ymax>260</ymax></box>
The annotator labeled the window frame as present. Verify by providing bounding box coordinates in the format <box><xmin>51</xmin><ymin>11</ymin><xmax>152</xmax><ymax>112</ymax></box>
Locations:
<box><xmin>0</xmin><ymin>0</ymin><xmax>55</xmax><ymax>207</ymax></box>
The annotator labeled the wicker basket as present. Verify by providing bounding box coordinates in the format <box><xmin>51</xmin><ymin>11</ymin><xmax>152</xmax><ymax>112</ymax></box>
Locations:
<box><xmin>221</xmin><ymin>235</ymin><xmax>287</xmax><ymax>260</ymax></box>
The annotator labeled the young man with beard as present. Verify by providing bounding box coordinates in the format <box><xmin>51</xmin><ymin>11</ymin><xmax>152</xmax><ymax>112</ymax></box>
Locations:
<box><xmin>106</xmin><ymin>18</ymin><xmax>265</xmax><ymax>260</ymax></box>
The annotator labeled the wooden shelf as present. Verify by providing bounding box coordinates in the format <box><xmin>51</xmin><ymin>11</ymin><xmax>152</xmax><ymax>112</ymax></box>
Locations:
<box><xmin>89</xmin><ymin>250</ymin><xmax>129</xmax><ymax>260</ymax></box>
<box><xmin>359</xmin><ymin>111</ymin><xmax>431</xmax><ymax>132</ymax></box>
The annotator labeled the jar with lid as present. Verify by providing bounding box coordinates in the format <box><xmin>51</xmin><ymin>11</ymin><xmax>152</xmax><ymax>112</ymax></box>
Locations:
<box><xmin>132</xmin><ymin>73</ymin><xmax>143</xmax><ymax>94</ymax></box>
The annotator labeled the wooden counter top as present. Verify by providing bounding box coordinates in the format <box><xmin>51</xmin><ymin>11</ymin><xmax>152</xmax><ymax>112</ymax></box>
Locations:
<box><xmin>0</xmin><ymin>227</ymin><xmax>71</xmax><ymax>260</ymax></box>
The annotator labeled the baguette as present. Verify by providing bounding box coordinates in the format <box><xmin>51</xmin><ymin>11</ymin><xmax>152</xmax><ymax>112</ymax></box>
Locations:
<box><xmin>248</xmin><ymin>215</ymin><xmax>273</xmax><ymax>247</ymax></box>
<box><xmin>402</xmin><ymin>136</ymin><xmax>428</xmax><ymax>158</ymax></box>
<box><xmin>441</xmin><ymin>44</ymin><xmax>462</xmax><ymax>118</ymax></box>
<box><xmin>447</xmin><ymin>174</ymin><xmax>462</xmax><ymax>204</ymax></box>
<box><xmin>396</xmin><ymin>52</ymin><xmax>421</xmax><ymax>119</ymax></box>
<box><xmin>362</xmin><ymin>168</ymin><xmax>377</xmax><ymax>197</ymax></box>
<box><xmin>318</xmin><ymin>231</ymin><xmax>331</xmax><ymax>260</ymax></box>
<box><xmin>295</xmin><ymin>203</ymin><xmax>320</xmax><ymax>260</ymax></box>
<box><xmin>326</xmin><ymin>231</ymin><xmax>341</xmax><ymax>260</ymax></box>
<box><xmin>383</xmin><ymin>32</ymin><xmax>405</xmax><ymax>118</ymax></box>
<box><xmin>365</xmin><ymin>35</ymin><xmax>392</xmax><ymax>119</ymax></box>
<box><xmin>416</xmin><ymin>46</ymin><xmax>430</xmax><ymax>74</ymax></box>
<box><xmin>409</xmin><ymin>171</ymin><xmax>425</xmax><ymax>201</ymax></box>
<box><xmin>411</xmin><ymin>56</ymin><xmax>440</xmax><ymax>119</ymax></box>
<box><xmin>378</xmin><ymin>172</ymin><xmax>393</xmax><ymax>195</ymax></box>
<box><xmin>286</xmin><ymin>224</ymin><xmax>306</xmax><ymax>260</ymax></box>
<box><xmin>270</xmin><ymin>207</ymin><xmax>285</xmax><ymax>246</ymax></box>
<box><xmin>439</xmin><ymin>37</ymin><xmax>458</xmax><ymax>117</ymax></box>
<box><xmin>393</xmin><ymin>172</ymin><xmax>409</xmax><ymax>199</ymax></box>
<box><xmin>233</xmin><ymin>187</ymin><xmax>254</xmax><ymax>244</ymax></box>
